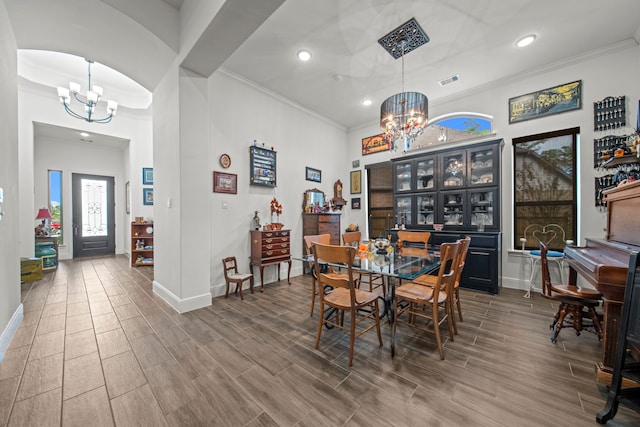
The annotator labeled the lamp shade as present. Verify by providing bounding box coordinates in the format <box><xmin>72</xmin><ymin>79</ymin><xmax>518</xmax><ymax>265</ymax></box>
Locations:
<box><xmin>35</xmin><ymin>208</ymin><xmax>52</xmax><ymax>220</ymax></box>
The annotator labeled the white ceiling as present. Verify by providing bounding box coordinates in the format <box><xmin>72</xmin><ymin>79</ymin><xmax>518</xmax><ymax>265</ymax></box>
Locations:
<box><xmin>8</xmin><ymin>0</ymin><xmax>640</xmax><ymax>136</ymax></box>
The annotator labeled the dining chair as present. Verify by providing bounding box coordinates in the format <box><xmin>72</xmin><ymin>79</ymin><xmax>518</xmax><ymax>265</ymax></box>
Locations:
<box><xmin>413</xmin><ymin>236</ymin><xmax>471</xmax><ymax>334</ymax></box>
<box><xmin>393</xmin><ymin>241</ymin><xmax>461</xmax><ymax>360</ymax></box>
<box><xmin>396</xmin><ymin>230</ymin><xmax>431</xmax><ymax>283</ymax></box>
<box><xmin>342</xmin><ymin>231</ymin><xmax>386</xmax><ymax>297</ymax></box>
<box><xmin>539</xmin><ymin>242</ymin><xmax>603</xmax><ymax>343</ymax></box>
<box><xmin>303</xmin><ymin>233</ymin><xmax>332</xmax><ymax>316</ymax></box>
<box><xmin>312</xmin><ymin>243</ymin><xmax>382</xmax><ymax>366</ymax></box>
<box><xmin>221</xmin><ymin>256</ymin><xmax>254</xmax><ymax>300</ymax></box>
<box><xmin>520</xmin><ymin>223</ymin><xmax>571</xmax><ymax>298</ymax></box>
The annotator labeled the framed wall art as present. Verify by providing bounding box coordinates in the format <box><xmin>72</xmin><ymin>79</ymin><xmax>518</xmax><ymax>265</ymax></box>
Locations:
<box><xmin>249</xmin><ymin>146</ymin><xmax>277</xmax><ymax>187</ymax></box>
<box><xmin>351</xmin><ymin>198</ymin><xmax>361</xmax><ymax>210</ymax></box>
<box><xmin>509</xmin><ymin>80</ymin><xmax>582</xmax><ymax>124</ymax></box>
<box><xmin>213</xmin><ymin>171</ymin><xmax>237</xmax><ymax>194</ymax></box>
<box><xmin>362</xmin><ymin>133</ymin><xmax>391</xmax><ymax>155</ymax></box>
<box><xmin>350</xmin><ymin>170</ymin><xmax>361</xmax><ymax>194</ymax></box>
<box><xmin>143</xmin><ymin>188</ymin><xmax>153</xmax><ymax>205</ymax></box>
<box><xmin>305</xmin><ymin>167</ymin><xmax>321</xmax><ymax>183</ymax></box>
<box><xmin>142</xmin><ymin>167</ymin><xmax>153</xmax><ymax>185</ymax></box>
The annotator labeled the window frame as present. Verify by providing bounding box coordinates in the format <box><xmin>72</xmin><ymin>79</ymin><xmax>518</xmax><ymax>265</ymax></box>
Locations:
<box><xmin>512</xmin><ymin>127</ymin><xmax>578</xmax><ymax>250</ymax></box>
<box><xmin>48</xmin><ymin>169</ymin><xmax>63</xmax><ymax>245</ymax></box>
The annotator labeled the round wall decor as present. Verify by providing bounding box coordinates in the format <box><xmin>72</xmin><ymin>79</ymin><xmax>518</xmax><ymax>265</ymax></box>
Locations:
<box><xmin>220</xmin><ymin>154</ymin><xmax>231</xmax><ymax>168</ymax></box>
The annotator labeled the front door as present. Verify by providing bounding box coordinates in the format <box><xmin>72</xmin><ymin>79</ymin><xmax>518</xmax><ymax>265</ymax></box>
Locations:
<box><xmin>72</xmin><ymin>173</ymin><xmax>116</xmax><ymax>258</ymax></box>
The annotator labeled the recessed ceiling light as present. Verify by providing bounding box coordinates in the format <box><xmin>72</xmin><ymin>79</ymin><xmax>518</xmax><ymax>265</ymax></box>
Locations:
<box><xmin>80</xmin><ymin>132</ymin><xmax>90</xmax><ymax>137</ymax></box>
<box><xmin>361</xmin><ymin>98</ymin><xmax>373</xmax><ymax>106</ymax></box>
<box><xmin>516</xmin><ymin>34</ymin><xmax>536</xmax><ymax>48</ymax></box>
<box><xmin>297</xmin><ymin>50</ymin><xmax>312</xmax><ymax>61</ymax></box>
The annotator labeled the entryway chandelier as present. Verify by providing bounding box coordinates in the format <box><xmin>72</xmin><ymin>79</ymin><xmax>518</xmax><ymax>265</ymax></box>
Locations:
<box><xmin>56</xmin><ymin>59</ymin><xmax>118</xmax><ymax>123</ymax></box>
<box><xmin>378</xmin><ymin>18</ymin><xmax>429</xmax><ymax>153</ymax></box>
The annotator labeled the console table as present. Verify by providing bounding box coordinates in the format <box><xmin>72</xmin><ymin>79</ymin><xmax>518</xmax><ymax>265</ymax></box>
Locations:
<box><xmin>249</xmin><ymin>229</ymin><xmax>291</xmax><ymax>291</ymax></box>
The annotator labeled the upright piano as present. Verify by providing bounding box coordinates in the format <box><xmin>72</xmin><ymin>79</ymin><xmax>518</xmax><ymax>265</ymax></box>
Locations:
<box><xmin>564</xmin><ymin>180</ymin><xmax>640</xmax><ymax>383</ymax></box>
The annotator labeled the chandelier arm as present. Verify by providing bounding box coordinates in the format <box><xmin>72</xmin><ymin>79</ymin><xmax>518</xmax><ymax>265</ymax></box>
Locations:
<box><xmin>63</xmin><ymin>103</ymin><xmax>113</xmax><ymax>123</ymax></box>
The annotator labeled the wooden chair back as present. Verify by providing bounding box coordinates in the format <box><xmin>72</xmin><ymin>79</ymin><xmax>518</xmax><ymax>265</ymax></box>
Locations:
<box><xmin>432</xmin><ymin>241</ymin><xmax>461</xmax><ymax>301</ymax></box>
<box><xmin>303</xmin><ymin>233</ymin><xmax>331</xmax><ymax>255</ymax></box>
<box><xmin>311</xmin><ymin>243</ymin><xmax>356</xmax><ymax>299</ymax></box>
<box><xmin>222</xmin><ymin>256</ymin><xmax>239</xmax><ymax>279</ymax></box>
<box><xmin>342</xmin><ymin>231</ymin><xmax>361</xmax><ymax>247</ymax></box>
<box><xmin>397</xmin><ymin>230</ymin><xmax>431</xmax><ymax>248</ymax></box>
<box><xmin>454</xmin><ymin>236</ymin><xmax>472</xmax><ymax>285</ymax></box>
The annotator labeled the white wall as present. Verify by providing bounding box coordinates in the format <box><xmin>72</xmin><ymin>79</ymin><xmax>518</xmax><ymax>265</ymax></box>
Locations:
<box><xmin>207</xmin><ymin>70</ymin><xmax>347</xmax><ymax>293</ymax></box>
<box><xmin>18</xmin><ymin>78</ymin><xmax>153</xmax><ymax>260</ymax></box>
<box><xmin>347</xmin><ymin>41</ymin><xmax>640</xmax><ymax>291</ymax></box>
<box><xmin>34</xmin><ymin>138</ymin><xmax>127</xmax><ymax>259</ymax></box>
<box><xmin>0</xmin><ymin>0</ymin><xmax>22</xmax><ymax>362</ymax></box>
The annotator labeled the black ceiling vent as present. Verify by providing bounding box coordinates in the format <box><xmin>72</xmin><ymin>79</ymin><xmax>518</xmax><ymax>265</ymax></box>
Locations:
<box><xmin>378</xmin><ymin>18</ymin><xmax>429</xmax><ymax>59</ymax></box>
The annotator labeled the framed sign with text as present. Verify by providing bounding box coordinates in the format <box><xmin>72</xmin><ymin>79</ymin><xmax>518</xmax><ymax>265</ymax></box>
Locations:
<box><xmin>362</xmin><ymin>133</ymin><xmax>391</xmax><ymax>155</ymax></box>
<box><xmin>509</xmin><ymin>80</ymin><xmax>582</xmax><ymax>124</ymax></box>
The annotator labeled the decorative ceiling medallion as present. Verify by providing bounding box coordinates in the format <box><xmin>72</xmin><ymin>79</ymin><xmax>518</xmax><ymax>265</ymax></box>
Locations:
<box><xmin>378</xmin><ymin>18</ymin><xmax>429</xmax><ymax>59</ymax></box>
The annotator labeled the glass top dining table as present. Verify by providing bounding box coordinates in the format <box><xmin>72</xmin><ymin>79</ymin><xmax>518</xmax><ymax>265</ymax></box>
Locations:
<box><xmin>296</xmin><ymin>246</ymin><xmax>441</xmax><ymax>357</ymax></box>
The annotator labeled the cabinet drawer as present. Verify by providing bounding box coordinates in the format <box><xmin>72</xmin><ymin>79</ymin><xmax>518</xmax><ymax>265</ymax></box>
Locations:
<box><xmin>318</xmin><ymin>223</ymin><xmax>339</xmax><ymax>233</ymax></box>
<box><xmin>262</xmin><ymin>230</ymin><xmax>289</xmax><ymax>239</ymax></box>
<box><xmin>262</xmin><ymin>248</ymin><xmax>290</xmax><ymax>258</ymax></box>
<box><xmin>319</xmin><ymin>215</ymin><xmax>339</xmax><ymax>223</ymax></box>
<box><xmin>262</xmin><ymin>236</ymin><xmax>289</xmax><ymax>245</ymax></box>
<box><xmin>263</xmin><ymin>242</ymin><xmax>290</xmax><ymax>251</ymax></box>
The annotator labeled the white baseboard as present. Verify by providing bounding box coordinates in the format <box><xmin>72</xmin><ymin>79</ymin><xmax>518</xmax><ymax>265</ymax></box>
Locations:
<box><xmin>0</xmin><ymin>304</ymin><xmax>24</xmax><ymax>363</ymax></box>
<box><xmin>152</xmin><ymin>280</ymin><xmax>211</xmax><ymax>313</ymax></box>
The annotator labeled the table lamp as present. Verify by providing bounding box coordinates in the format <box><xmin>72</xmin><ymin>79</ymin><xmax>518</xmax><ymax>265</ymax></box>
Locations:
<box><xmin>35</xmin><ymin>207</ymin><xmax>52</xmax><ymax>236</ymax></box>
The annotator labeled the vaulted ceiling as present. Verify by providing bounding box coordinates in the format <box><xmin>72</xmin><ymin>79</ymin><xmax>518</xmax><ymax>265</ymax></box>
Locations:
<box><xmin>7</xmin><ymin>0</ymin><xmax>640</xmax><ymax>131</ymax></box>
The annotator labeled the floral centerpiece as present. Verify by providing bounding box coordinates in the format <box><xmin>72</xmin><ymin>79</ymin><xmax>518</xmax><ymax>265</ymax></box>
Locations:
<box><xmin>270</xmin><ymin>197</ymin><xmax>283</xmax><ymax>229</ymax></box>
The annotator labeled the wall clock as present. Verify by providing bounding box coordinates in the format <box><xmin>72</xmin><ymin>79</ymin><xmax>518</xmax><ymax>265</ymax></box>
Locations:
<box><xmin>219</xmin><ymin>153</ymin><xmax>231</xmax><ymax>169</ymax></box>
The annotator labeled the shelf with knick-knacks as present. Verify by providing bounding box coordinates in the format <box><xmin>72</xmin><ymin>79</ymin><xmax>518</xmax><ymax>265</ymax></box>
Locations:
<box><xmin>131</xmin><ymin>221</ymin><xmax>154</xmax><ymax>266</ymax></box>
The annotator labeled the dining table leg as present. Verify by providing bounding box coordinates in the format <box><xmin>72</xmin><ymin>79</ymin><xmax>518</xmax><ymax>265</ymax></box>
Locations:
<box><xmin>385</xmin><ymin>276</ymin><xmax>397</xmax><ymax>357</ymax></box>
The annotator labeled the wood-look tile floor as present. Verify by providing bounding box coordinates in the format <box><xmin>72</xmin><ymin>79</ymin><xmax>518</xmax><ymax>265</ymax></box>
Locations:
<box><xmin>2</xmin><ymin>254</ymin><xmax>640</xmax><ymax>426</ymax></box>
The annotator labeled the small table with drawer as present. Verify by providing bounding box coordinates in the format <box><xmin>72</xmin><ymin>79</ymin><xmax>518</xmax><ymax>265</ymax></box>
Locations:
<box><xmin>250</xmin><ymin>229</ymin><xmax>292</xmax><ymax>291</ymax></box>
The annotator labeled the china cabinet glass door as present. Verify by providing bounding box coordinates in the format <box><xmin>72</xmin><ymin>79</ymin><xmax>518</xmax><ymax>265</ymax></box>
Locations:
<box><xmin>469</xmin><ymin>187</ymin><xmax>497</xmax><ymax>228</ymax></box>
<box><xmin>416</xmin><ymin>193</ymin><xmax>436</xmax><ymax>226</ymax></box>
<box><xmin>440</xmin><ymin>191</ymin><xmax>465</xmax><ymax>226</ymax></box>
<box><xmin>394</xmin><ymin>195</ymin><xmax>413</xmax><ymax>227</ymax></box>
<box><xmin>415</xmin><ymin>157</ymin><xmax>435</xmax><ymax>191</ymax></box>
<box><xmin>394</xmin><ymin>162</ymin><xmax>412</xmax><ymax>193</ymax></box>
<box><xmin>469</xmin><ymin>145</ymin><xmax>497</xmax><ymax>186</ymax></box>
<box><xmin>441</xmin><ymin>151</ymin><xmax>465</xmax><ymax>189</ymax></box>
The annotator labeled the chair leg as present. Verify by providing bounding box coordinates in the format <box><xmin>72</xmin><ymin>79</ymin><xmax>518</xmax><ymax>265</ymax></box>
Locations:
<box><xmin>315</xmin><ymin>303</ymin><xmax>324</xmax><ymax>349</ymax></box>
<box><xmin>432</xmin><ymin>303</ymin><xmax>444</xmax><ymax>360</ymax></box>
<box><xmin>374</xmin><ymin>299</ymin><xmax>383</xmax><ymax>346</ymax></box>
<box><xmin>444</xmin><ymin>301</ymin><xmax>455</xmax><ymax>341</ymax></box>
<box><xmin>455</xmin><ymin>287</ymin><xmax>463</xmax><ymax>322</ymax></box>
<box><xmin>552</xmin><ymin>305</ymin><xmax>570</xmax><ymax>343</ymax></box>
<box><xmin>249</xmin><ymin>277</ymin><xmax>254</xmax><ymax>294</ymax></box>
<box><xmin>310</xmin><ymin>277</ymin><xmax>316</xmax><ymax>317</ymax></box>
<box><xmin>349</xmin><ymin>309</ymin><xmax>356</xmax><ymax>366</ymax></box>
<box><xmin>238</xmin><ymin>281</ymin><xmax>243</xmax><ymax>300</ymax></box>
<box><xmin>224</xmin><ymin>281</ymin><xmax>229</xmax><ymax>298</ymax></box>
<box><xmin>587</xmin><ymin>306</ymin><xmax>604</xmax><ymax>341</ymax></box>
<box><xmin>449</xmin><ymin>298</ymin><xmax>458</xmax><ymax>335</ymax></box>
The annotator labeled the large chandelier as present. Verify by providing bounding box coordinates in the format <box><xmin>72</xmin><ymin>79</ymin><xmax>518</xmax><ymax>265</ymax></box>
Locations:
<box><xmin>379</xmin><ymin>19</ymin><xmax>429</xmax><ymax>153</ymax></box>
<box><xmin>56</xmin><ymin>59</ymin><xmax>118</xmax><ymax>123</ymax></box>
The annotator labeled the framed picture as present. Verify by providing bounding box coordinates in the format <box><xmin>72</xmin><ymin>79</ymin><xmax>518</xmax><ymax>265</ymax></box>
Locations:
<box><xmin>143</xmin><ymin>188</ymin><xmax>153</xmax><ymax>205</ymax></box>
<box><xmin>362</xmin><ymin>133</ymin><xmax>391</xmax><ymax>155</ymax></box>
<box><xmin>350</xmin><ymin>170</ymin><xmax>361</xmax><ymax>194</ymax></box>
<box><xmin>351</xmin><ymin>197</ymin><xmax>361</xmax><ymax>210</ymax></box>
<box><xmin>509</xmin><ymin>80</ymin><xmax>582</xmax><ymax>124</ymax></box>
<box><xmin>306</xmin><ymin>167</ymin><xmax>321</xmax><ymax>183</ymax></box>
<box><xmin>213</xmin><ymin>171</ymin><xmax>237</xmax><ymax>194</ymax></box>
<box><xmin>249</xmin><ymin>146</ymin><xmax>277</xmax><ymax>187</ymax></box>
<box><xmin>142</xmin><ymin>167</ymin><xmax>154</xmax><ymax>185</ymax></box>
<box><xmin>352</xmin><ymin>160</ymin><xmax>360</xmax><ymax>168</ymax></box>
<box><xmin>125</xmin><ymin>181</ymin><xmax>130</xmax><ymax>214</ymax></box>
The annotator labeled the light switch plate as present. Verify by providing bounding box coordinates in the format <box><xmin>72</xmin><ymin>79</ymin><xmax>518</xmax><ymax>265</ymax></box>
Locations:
<box><xmin>0</xmin><ymin>187</ymin><xmax>4</xmax><ymax>203</ymax></box>
<box><xmin>222</xmin><ymin>200</ymin><xmax>228</xmax><ymax>209</ymax></box>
